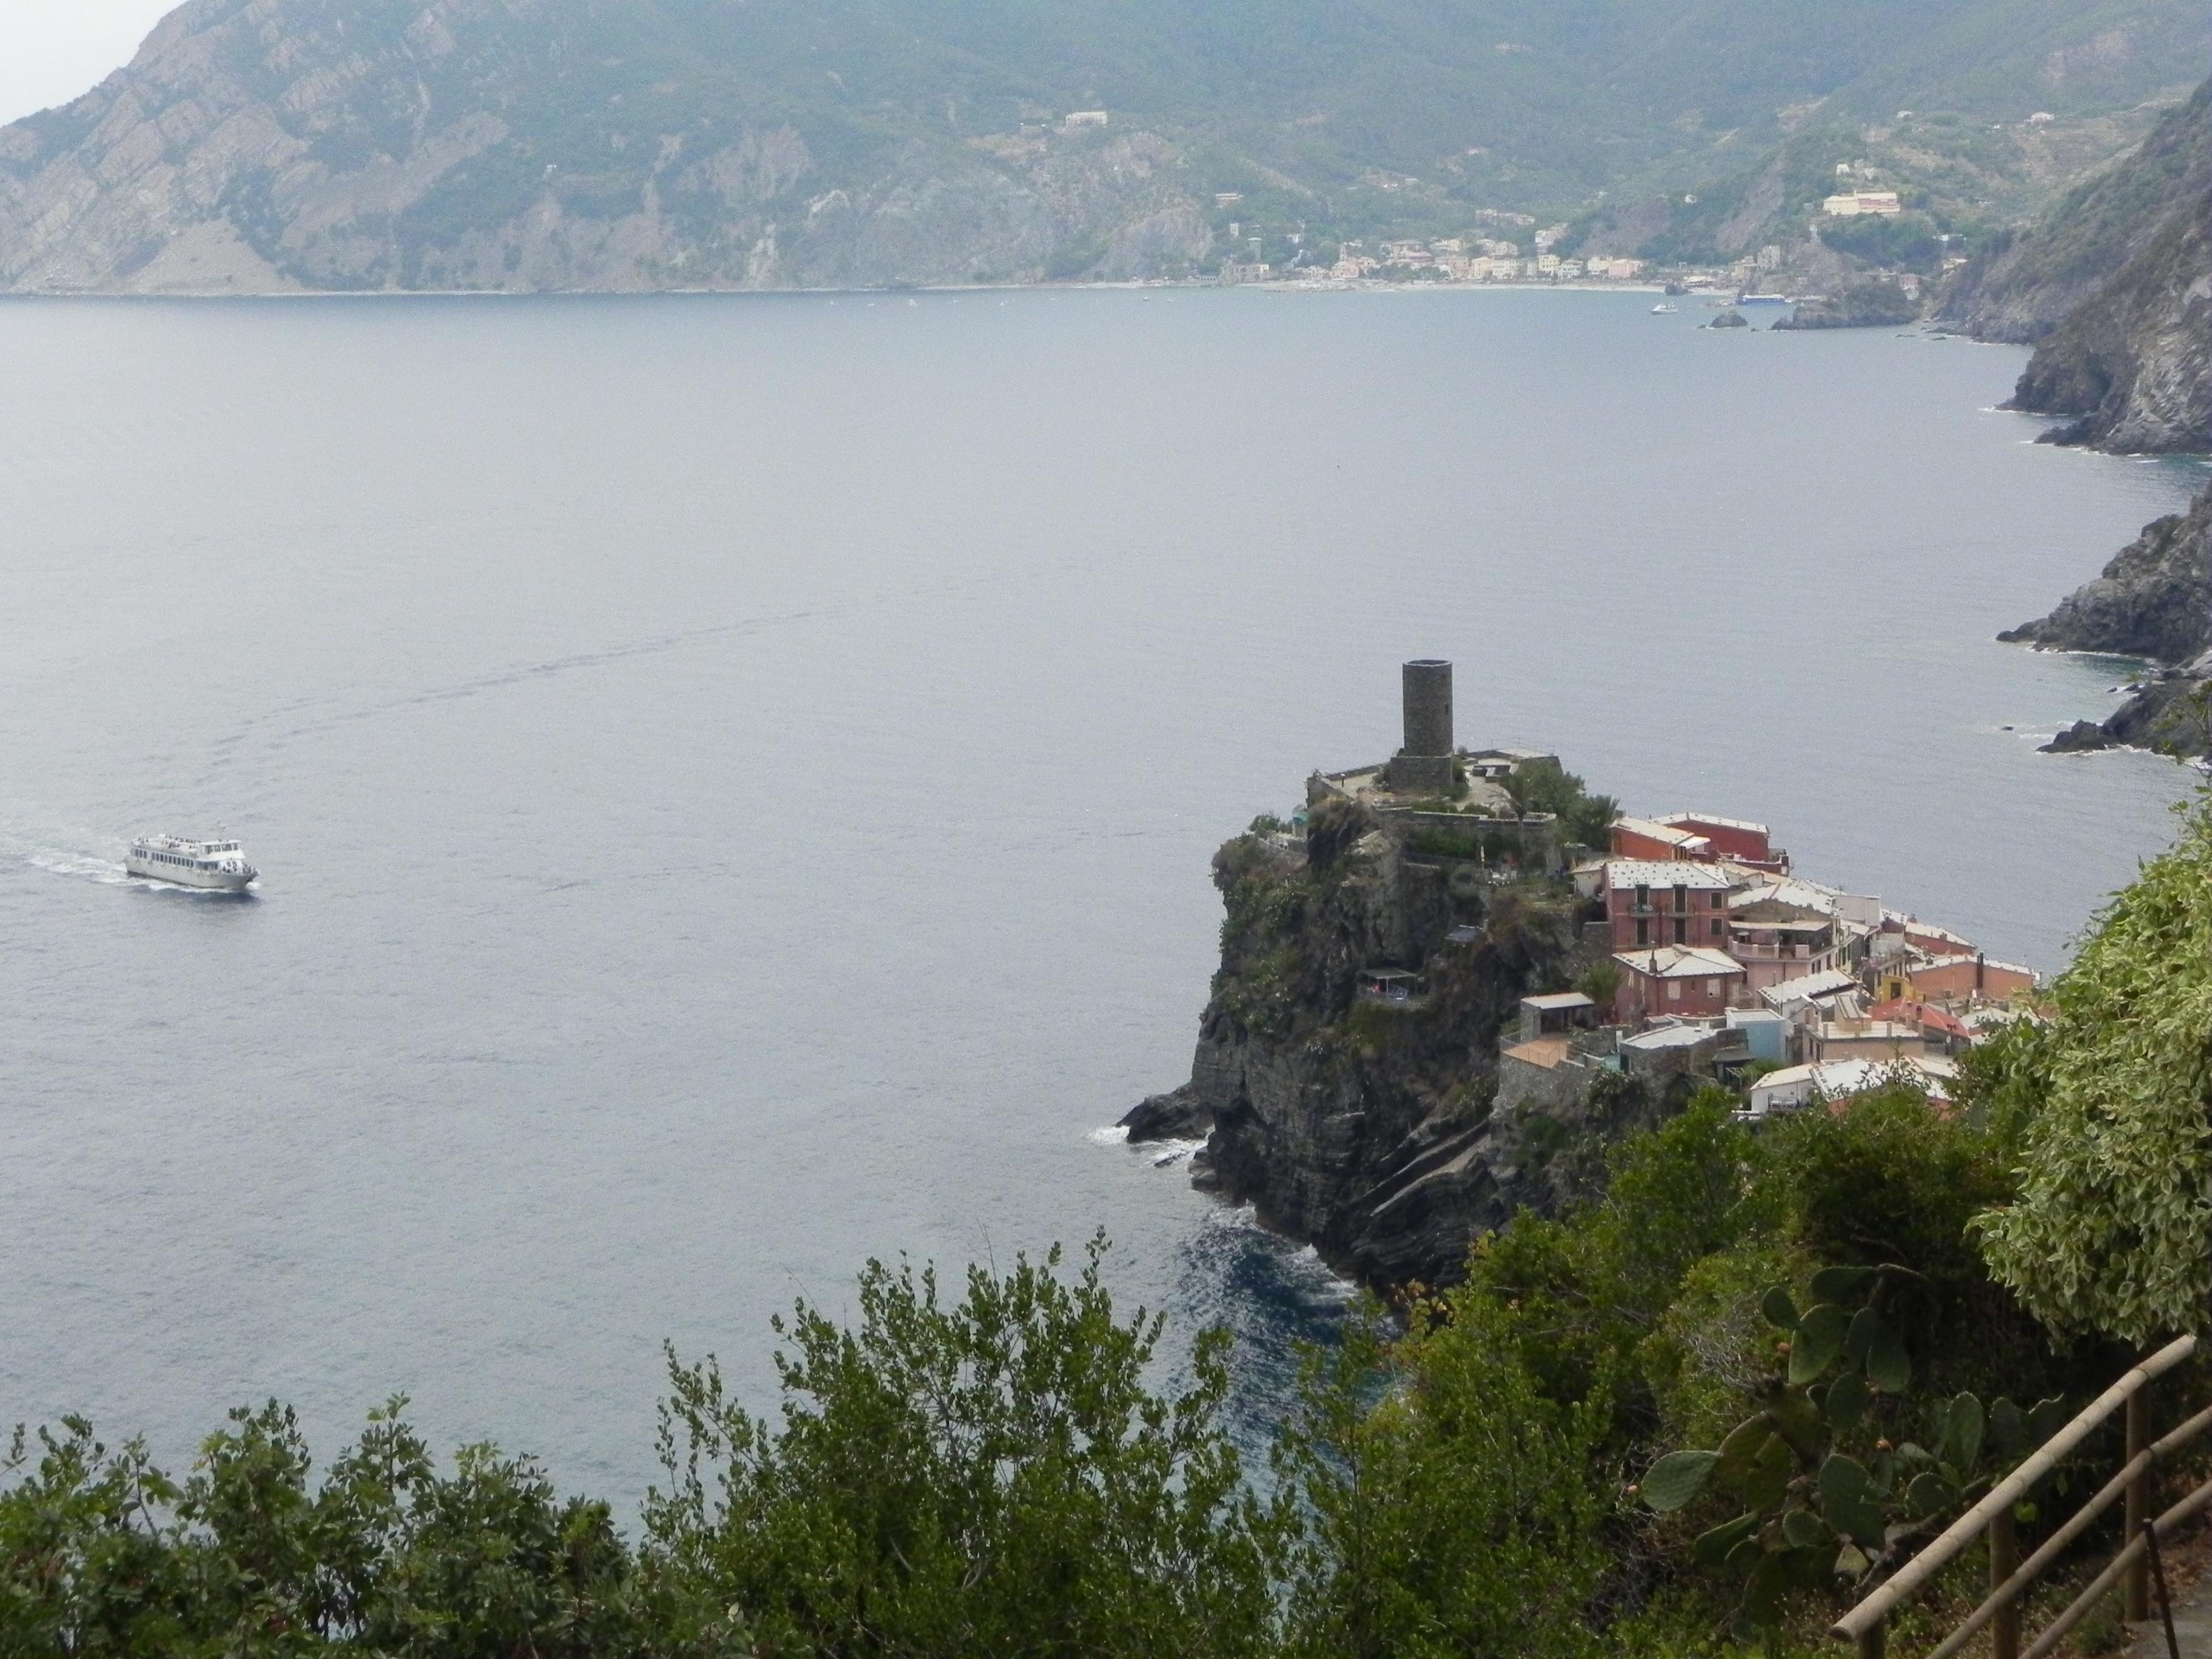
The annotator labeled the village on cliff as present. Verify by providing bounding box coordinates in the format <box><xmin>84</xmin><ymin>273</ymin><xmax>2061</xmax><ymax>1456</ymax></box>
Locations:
<box><xmin>1310</xmin><ymin>661</ymin><xmax>2040</xmax><ymax>1122</ymax></box>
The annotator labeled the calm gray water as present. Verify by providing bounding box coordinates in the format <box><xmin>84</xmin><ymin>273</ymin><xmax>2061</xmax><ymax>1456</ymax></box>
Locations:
<box><xmin>2</xmin><ymin>289</ymin><xmax>2205</xmax><ymax>1504</ymax></box>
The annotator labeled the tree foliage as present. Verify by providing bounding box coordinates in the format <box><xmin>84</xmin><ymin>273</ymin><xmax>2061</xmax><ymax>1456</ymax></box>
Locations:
<box><xmin>642</xmin><ymin>1234</ymin><xmax>1286</xmax><ymax>1658</ymax></box>
<box><xmin>0</xmin><ymin>1401</ymin><xmax>641</xmax><ymax>1657</ymax></box>
<box><xmin>1976</xmin><ymin>794</ymin><xmax>2212</xmax><ymax>1346</ymax></box>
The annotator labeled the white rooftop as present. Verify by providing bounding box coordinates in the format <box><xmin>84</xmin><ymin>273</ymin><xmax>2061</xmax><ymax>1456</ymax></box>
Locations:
<box><xmin>1653</xmin><ymin>811</ymin><xmax>1770</xmax><ymax>836</ymax></box>
<box><xmin>1604</xmin><ymin>859</ymin><xmax>1735</xmax><ymax>890</ymax></box>
<box><xmin>1761</xmin><ymin>968</ymin><xmax>1861</xmax><ymax>1008</ymax></box>
<box><xmin>1732</xmin><ymin>879</ymin><xmax>1848</xmax><ymax>915</ymax></box>
<box><xmin>1622</xmin><ymin>1023</ymin><xmax>1721</xmax><ymax>1051</ymax></box>
<box><xmin>1523</xmin><ymin>992</ymin><xmax>1597</xmax><ymax>1010</ymax></box>
<box><xmin>1747</xmin><ymin>1054</ymin><xmax>1959</xmax><ymax>1110</ymax></box>
<box><xmin>1614</xmin><ymin>945</ymin><xmax>1743</xmax><ymax>979</ymax></box>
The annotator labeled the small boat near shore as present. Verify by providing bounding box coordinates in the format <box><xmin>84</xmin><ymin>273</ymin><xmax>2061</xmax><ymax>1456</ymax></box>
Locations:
<box><xmin>127</xmin><ymin>833</ymin><xmax>257</xmax><ymax>891</ymax></box>
<box><xmin>1651</xmin><ymin>303</ymin><xmax>1679</xmax><ymax>313</ymax></box>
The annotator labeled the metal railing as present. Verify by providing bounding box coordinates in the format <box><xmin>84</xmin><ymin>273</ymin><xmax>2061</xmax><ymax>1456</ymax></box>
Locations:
<box><xmin>1832</xmin><ymin>1334</ymin><xmax>2208</xmax><ymax>1659</ymax></box>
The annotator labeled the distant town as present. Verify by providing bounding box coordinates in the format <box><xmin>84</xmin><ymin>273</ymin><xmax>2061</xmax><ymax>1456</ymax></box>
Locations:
<box><xmin>1204</xmin><ymin>160</ymin><xmax>1940</xmax><ymax>300</ymax></box>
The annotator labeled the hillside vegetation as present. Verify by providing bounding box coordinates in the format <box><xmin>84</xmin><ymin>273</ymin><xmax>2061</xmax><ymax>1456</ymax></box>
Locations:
<box><xmin>0</xmin><ymin>0</ymin><xmax>2205</xmax><ymax>291</ymax></box>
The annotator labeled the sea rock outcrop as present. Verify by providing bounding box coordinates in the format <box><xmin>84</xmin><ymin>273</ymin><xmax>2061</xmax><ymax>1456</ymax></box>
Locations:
<box><xmin>1122</xmin><ymin>796</ymin><xmax>1669</xmax><ymax>1292</ymax></box>
<box><xmin>1771</xmin><ymin>278</ymin><xmax>1919</xmax><ymax>330</ymax></box>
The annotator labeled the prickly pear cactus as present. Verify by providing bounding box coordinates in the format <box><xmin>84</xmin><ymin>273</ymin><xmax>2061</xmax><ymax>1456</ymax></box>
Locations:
<box><xmin>1640</xmin><ymin>1263</ymin><xmax>2065</xmax><ymax>1646</ymax></box>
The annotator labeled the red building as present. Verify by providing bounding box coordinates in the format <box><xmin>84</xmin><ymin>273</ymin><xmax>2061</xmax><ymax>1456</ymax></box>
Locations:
<box><xmin>1612</xmin><ymin>945</ymin><xmax>1747</xmax><ymax>1023</ymax></box>
<box><xmin>1652</xmin><ymin>812</ymin><xmax>1789</xmax><ymax>874</ymax></box>
<box><xmin>1610</xmin><ymin>816</ymin><xmax>1711</xmax><ymax>862</ymax></box>
<box><xmin>1601</xmin><ymin>859</ymin><xmax>1735</xmax><ymax>952</ymax></box>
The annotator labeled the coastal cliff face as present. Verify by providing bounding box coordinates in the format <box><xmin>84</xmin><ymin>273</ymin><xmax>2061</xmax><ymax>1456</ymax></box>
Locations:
<box><xmin>2006</xmin><ymin>201</ymin><xmax>2211</xmax><ymax>454</ymax></box>
<box><xmin>1122</xmin><ymin>798</ymin><xmax>1663</xmax><ymax>1292</ymax></box>
<box><xmin>1938</xmin><ymin>71</ymin><xmax>2211</xmax><ymax>456</ymax></box>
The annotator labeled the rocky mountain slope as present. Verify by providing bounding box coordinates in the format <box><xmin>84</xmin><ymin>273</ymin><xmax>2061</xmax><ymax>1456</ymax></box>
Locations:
<box><xmin>1940</xmin><ymin>74</ymin><xmax>2212</xmax><ymax>343</ymax></box>
<box><xmin>2</xmin><ymin>0</ymin><xmax>2208</xmax><ymax>293</ymax></box>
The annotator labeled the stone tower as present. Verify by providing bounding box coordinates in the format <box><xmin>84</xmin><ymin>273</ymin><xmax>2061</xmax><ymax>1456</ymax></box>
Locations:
<box><xmin>1387</xmin><ymin>659</ymin><xmax>1455</xmax><ymax>795</ymax></box>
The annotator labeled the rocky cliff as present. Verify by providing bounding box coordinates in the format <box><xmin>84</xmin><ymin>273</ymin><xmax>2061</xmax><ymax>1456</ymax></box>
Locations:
<box><xmin>1122</xmin><ymin>795</ymin><xmax>1677</xmax><ymax>1293</ymax></box>
<box><xmin>2006</xmin><ymin>199</ymin><xmax>2211</xmax><ymax>454</ymax></box>
<box><xmin>2002</xmin><ymin>489</ymin><xmax>2212</xmax><ymax>662</ymax></box>
<box><xmin>2012</xmin><ymin>487</ymin><xmax>2212</xmax><ymax>759</ymax></box>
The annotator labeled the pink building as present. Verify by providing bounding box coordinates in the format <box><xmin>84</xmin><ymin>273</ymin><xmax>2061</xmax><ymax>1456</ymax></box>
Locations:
<box><xmin>1601</xmin><ymin>859</ymin><xmax>1735</xmax><ymax>952</ymax></box>
<box><xmin>1612</xmin><ymin>945</ymin><xmax>1746</xmax><ymax>1023</ymax></box>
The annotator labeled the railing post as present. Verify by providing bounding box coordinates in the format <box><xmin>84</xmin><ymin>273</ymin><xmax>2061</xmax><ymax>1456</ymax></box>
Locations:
<box><xmin>1990</xmin><ymin>1504</ymin><xmax>2020</xmax><ymax>1659</ymax></box>
<box><xmin>2127</xmin><ymin>1385</ymin><xmax>2152</xmax><ymax>1623</ymax></box>
<box><xmin>1857</xmin><ymin>1615</ymin><xmax>1885</xmax><ymax>1659</ymax></box>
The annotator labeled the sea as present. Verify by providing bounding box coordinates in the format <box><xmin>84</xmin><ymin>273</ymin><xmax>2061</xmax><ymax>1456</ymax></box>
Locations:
<box><xmin>2</xmin><ymin>287</ymin><xmax>2205</xmax><ymax>1508</ymax></box>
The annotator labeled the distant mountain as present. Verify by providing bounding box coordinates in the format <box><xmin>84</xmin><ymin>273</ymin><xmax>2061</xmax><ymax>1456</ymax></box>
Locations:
<box><xmin>1</xmin><ymin>0</ymin><xmax>2207</xmax><ymax>293</ymax></box>
<box><xmin>1940</xmin><ymin>75</ymin><xmax>2212</xmax><ymax>343</ymax></box>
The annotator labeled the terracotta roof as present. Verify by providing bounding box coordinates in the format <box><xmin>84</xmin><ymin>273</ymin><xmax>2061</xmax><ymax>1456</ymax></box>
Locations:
<box><xmin>1503</xmin><ymin>1037</ymin><xmax>1573</xmax><ymax>1070</ymax></box>
<box><xmin>1869</xmin><ymin>998</ymin><xmax>1971</xmax><ymax>1038</ymax></box>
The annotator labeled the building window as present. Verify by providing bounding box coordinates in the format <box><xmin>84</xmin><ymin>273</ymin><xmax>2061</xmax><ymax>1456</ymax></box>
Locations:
<box><xmin>1667</xmin><ymin>980</ymin><xmax>1682</xmax><ymax>1002</ymax></box>
<box><xmin>1635</xmin><ymin>884</ymin><xmax>1650</xmax><ymax>909</ymax></box>
<box><xmin>1712</xmin><ymin>919</ymin><xmax>1725</xmax><ymax>937</ymax></box>
<box><xmin>1674</xmin><ymin>917</ymin><xmax>1687</xmax><ymax>945</ymax></box>
<box><xmin>1673</xmin><ymin>885</ymin><xmax>1689</xmax><ymax>913</ymax></box>
<box><xmin>1706</xmin><ymin>978</ymin><xmax>1721</xmax><ymax>995</ymax></box>
<box><xmin>1635</xmin><ymin>918</ymin><xmax>1649</xmax><ymax>947</ymax></box>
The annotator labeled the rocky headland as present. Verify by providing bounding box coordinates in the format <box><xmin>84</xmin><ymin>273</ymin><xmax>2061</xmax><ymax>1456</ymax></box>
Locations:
<box><xmin>1124</xmin><ymin>667</ymin><xmax>1695</xmax><ymax>1292</ymax></box>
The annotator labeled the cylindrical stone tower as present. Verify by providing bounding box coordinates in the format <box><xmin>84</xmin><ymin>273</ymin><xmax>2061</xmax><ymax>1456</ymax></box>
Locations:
<box><xmin>1388</xmin><ymin>659</ymin><xmax>1456</xmax><ymax>795</ymax></box>
<box><xmin>1402</xmin><ymin>659</ymin><xmax>1453</xmax><ymax>758</ymax></box>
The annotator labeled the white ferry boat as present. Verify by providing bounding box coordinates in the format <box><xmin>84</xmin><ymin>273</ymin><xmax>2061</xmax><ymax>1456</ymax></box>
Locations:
<box><xmin>127</xmin><ymin>834</ymin><xmax>258</xmax><ymax>891</ymax></box>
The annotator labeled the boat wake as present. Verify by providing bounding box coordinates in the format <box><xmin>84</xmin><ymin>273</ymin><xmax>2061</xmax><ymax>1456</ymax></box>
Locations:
<box><xmin>1</xmin><ymin>830</ymin><xmax>131</xmax><ymax>885</ymax></box>
<box><xmin>1</xmin><ymin>830</ymin><xmax>245</xmax><ymax>893</ymax></box>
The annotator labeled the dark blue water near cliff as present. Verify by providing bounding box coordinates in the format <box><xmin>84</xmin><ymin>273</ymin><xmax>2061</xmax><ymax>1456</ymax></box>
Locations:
<box><xmin>1</xmin><ymin>289</ymin><xmax>2204</xmax><ymax>1504</ymax></box>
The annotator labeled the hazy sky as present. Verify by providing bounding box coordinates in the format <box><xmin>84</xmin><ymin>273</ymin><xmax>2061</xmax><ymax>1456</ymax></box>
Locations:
<box><xmin>0</xmin><ymin>1</ymin><xmax>179</xmax><ymax>125</ymax></box>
